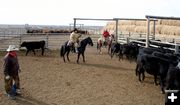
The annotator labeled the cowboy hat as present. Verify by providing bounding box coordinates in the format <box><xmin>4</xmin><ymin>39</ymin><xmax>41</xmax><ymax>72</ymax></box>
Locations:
<box><xmin>6</xmin><ymin>45</ymin><xmax>19</xmax><ymax>52</ymax></box>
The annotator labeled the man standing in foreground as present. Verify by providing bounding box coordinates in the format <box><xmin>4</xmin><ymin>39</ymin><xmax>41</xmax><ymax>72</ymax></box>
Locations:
<box><xmin>3</xmin><ymin>45</ymin><xmax>21</xmax><ymax>100</ymax></box>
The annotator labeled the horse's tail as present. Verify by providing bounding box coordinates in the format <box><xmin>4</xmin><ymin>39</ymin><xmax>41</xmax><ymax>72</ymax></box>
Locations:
<box><xmin>60</xmin><ymin>45</ymin><xmax>64</xmax><ymax>57</ymax></box>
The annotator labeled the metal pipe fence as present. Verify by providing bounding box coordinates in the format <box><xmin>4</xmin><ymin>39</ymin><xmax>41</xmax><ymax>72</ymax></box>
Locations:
<box><xmin>0</xmin><ymin>33</ymin><xmax>98</xmax><ymax>51</ymax></box>
<box><xmin>1</xmin><ymin>32</ymin><xmax>180</xmax><ymax>53</ymax></box>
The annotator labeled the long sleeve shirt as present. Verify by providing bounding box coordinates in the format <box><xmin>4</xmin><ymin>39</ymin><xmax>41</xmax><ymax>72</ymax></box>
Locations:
<box><xmin>69</xmin><ymin>32</ymin><xmax>81</xmax><ymax>43</ymax></box>
<box><xmin>3</xmin><ymin>54</ymin><xmax>19</xmax><ymax>76</ymax></box>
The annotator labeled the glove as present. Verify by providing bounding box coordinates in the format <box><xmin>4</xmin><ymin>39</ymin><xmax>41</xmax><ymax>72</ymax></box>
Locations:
<box><xmin>5</xmin><ymin>75</ymin><xmax>10</xmax><ymax>80</ymax></box>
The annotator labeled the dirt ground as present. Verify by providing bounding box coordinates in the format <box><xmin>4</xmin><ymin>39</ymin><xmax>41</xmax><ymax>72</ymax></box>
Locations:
<box><xmin>0</xmin><ymin>47</ymin><xmax>165</xmax><ymax>105</ymax></box>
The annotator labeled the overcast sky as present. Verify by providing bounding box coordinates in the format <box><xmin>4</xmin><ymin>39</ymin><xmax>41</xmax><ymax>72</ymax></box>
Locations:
<box><xmin>0</xmin><ymin>0</ymin><xmax>179</xmax><ymax>26</ymax></box>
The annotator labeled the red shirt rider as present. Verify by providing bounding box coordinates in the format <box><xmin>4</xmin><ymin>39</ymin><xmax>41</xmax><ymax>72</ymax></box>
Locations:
<box><xmin>102</xmin><ymin>30</ymin><xmax>110</xmax><ymax>43</ymax></box>
<box><xmin>102</xmin><ymin>30</ymin><xmax>110</xmax><ymax>38</ymax></box>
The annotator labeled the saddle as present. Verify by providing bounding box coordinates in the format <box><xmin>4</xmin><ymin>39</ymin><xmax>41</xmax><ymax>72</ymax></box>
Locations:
<box><xmin>67</xmin><ymin>41</ymin><xmax>75</xmax><ymax>52</ymax></box>
<box><xmin>67</xmin><ymin>41</ymin><xmax>81</xmax><ymax>53</ymax></box>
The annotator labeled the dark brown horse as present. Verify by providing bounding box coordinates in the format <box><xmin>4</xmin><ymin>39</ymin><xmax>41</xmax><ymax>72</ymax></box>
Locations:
<box><xmin>60</xmin><ymin>37</ymin><xmax>93</xmax><ymax>63</ymax></box>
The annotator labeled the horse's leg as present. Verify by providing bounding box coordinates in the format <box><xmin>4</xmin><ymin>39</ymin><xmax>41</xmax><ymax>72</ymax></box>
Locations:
<box><xmin>60</xmin><ymin>45</ymin><xmax>65</xmax><ymax>62</ymax></box>
<box><xmin>97</xmin><ymin>42</ymin><xmax>99</xmax><ymax>50</ymax></box>
<box><xmin>82</xmin><ymin>52</ymin><xmax>85</xmax><ymax>62</ymax></box>
<box><xmin>63</xmin><ymin>51</ymin><xmax>66</xmax><ymax>62</ymax></box>
<box><xmin>99</xmin><ymin>46</ymin><xmax>102</xmax><ymax>54</ymax></box>
<box><xmin>108</xmin><ymin>43</ymin><xmax>111</xmax><ymax>54</ymax></box>
<box><xmin>97</xmin><ymin>43</ymin><xmax>102</xmax><ymax>54</ymax></box>
<box><xmin>63</xmin><ymin>47</ymin><xmax>66</xmax><ymax>62</ymax></box>
<box><xmin>67</xmin><ymin>50</ymin><xmax>70</xmax><ymax>62</ymax></box>
<box><xmin>63</xmin><ymin>55</ymin><xmax>66</xmax><ymax>62</ymax></box>
<box><xmin>77</xmin><ymin>53</ymin><xmax>80</xmax><ymax>64</ymax></box>
<box><xmin>104</xmin><ymin>42</ymin><xmax>107</xmax><ymax>48</ymax></box>
<box><xmin>97</xmin><ymin>43</ymin><xmax>101</xmax><ymax>54</ymax></box>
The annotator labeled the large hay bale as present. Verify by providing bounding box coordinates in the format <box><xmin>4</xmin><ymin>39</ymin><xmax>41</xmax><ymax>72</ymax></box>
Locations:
<box><xmin>160</xmin><ymin>20</ymin><xmax>180</xmax><ymax>26</ymax></box>
<box><xmin>161</xmin><ymin>25</ymin><xmax>177</xmax><ymax>35</ymax></box>
<box><xmin>135</xmin><ymin>26</ymin><xmax>146</xmax><ymax>33</ymax></box>
<box><xmin>135</xmin><ymin>21</ymin><xmax>146</xmax><ymax>26</ymax></box>
<box><xmin>104</xmin><ymin>19</ymin><xmax>180</xmax><ymax>36</ymax></box>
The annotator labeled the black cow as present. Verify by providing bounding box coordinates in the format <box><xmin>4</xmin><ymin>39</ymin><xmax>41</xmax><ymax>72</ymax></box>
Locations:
<box><xmin>135</xmin><ymin>50</ymin><xmax>179</xmax><ymax>93</ymax></box>
<box><xmin>110</xmin><ymin>43</ymin><xmax>123</xmax><ymax>60</ymax></box>
<box><xmin>21</xmin><ymin>40</ymin><xmax>45</xmax><ymax>56</ymax></box>
<box><xmin>166</xmin><ymin>66</ymin><xmax>180</xmax><ymax>90</ymax></box>
<box><xmin>138</xmin><ymin>46</ymin><xmax>166</xmax><ymax>55</ymax></box>
<box><xmin>122</xmin><ymin>42</ymin><xmax>139</xmax><ymax>62</ymax></box>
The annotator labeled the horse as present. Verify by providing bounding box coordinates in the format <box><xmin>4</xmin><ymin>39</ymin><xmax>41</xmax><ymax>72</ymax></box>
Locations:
<box><xmin>97</xmin><ymin>34</ymin><xmax>115</xmax><ymax>54</ymax></box>
<box><xmin>60</xmin><ymin>37</ymin><xmax>93</xmax><ymax>63</ymax></box>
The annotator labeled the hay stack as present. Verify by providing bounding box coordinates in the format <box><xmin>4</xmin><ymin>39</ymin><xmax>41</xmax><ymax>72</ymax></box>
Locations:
<box><xmin>104</xmin><ymin>19</ymin><xmax>180</xmax><ymax>36</ymax></box>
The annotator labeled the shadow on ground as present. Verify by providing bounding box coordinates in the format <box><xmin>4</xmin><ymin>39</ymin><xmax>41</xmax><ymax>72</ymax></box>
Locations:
<box><xmin>15</xmin><ymin>96</ymin><xmax>52</xmax><ymax>105</ymax></box>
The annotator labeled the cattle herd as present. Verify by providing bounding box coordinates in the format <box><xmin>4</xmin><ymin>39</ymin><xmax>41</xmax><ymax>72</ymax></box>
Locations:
<box><xmin>110</xmin><ymin>41</ymin><xmax>180</xmax><ymax>94</ymax></box>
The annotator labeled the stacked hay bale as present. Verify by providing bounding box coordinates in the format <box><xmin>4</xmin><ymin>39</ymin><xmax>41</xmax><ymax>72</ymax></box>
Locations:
<box><xmin>104</xmin><ymin>19</ymin><xmax>180</xmax><ymax>36</ymax></box>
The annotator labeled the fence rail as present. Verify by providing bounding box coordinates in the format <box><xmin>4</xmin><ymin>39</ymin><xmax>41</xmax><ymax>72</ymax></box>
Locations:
<box><xmin>118</xmin><ymin>34</ymin><xmax>180</xmax><ymax>53</ymax></box>
<box><xmin>0</xmin><ymin>33</ymin><xmax>99</xmax><ymax>51</ymax></box>
<box><xmin>1</xmin><ymin>32</ymin><xmax>180</xmax><ymax>53</ymax></box>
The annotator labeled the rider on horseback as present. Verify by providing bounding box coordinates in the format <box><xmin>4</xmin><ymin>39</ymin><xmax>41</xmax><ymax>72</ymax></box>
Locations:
<box><xmin>67</xmin><ymin>28</ymin><xmax>82</xmax><ymax>53</ymax></box>
<box><xmin>102</xmin><ymin>29</ymin><xmax>110</xmax><ymax>45</ymax></box>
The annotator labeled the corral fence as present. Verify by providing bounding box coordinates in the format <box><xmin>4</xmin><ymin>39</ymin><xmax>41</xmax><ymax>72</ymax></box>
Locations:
<box><xmin>0</xmin><ymin>32</ymin><xmax>101</xmax><ymax>51</ymax></box>
<box><xmin>117</xmin><ymin>32</ymin><xmax>180</xmax><ymax>53</ymax></box>
<box><xmin>1</xmin><ymin>31</ymin><xmax>180</xmax><ymax>54</ymax></box>
<box><xmin>0</xmin><ymin>33</ymin><xmax>70</xmax><ymax>51</ymax></box>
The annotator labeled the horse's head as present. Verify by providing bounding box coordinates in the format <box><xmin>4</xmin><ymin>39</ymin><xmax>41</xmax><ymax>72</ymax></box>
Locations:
<box><xmin>87</xmin><ymin>37</ymin><xmax>93</xmax><ymax>46</ymax></box>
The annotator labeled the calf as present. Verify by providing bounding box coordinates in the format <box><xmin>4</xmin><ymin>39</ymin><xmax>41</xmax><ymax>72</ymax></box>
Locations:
<box><xmin>21</xmin><ymin>40</ymin><xmax>45</xmax><ymax>56</ymax></box>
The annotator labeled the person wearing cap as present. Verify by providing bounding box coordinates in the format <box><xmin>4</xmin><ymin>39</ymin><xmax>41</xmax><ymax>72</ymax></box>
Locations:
<box><xmin>67</xmin><ymin>28</ymin><xmax>82</xmax><ymax>53</ymax></box>
<box><xmin>3</xmin><ymin>45</ymin><xmax>21</xmax><ymax>99</ymax></box>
